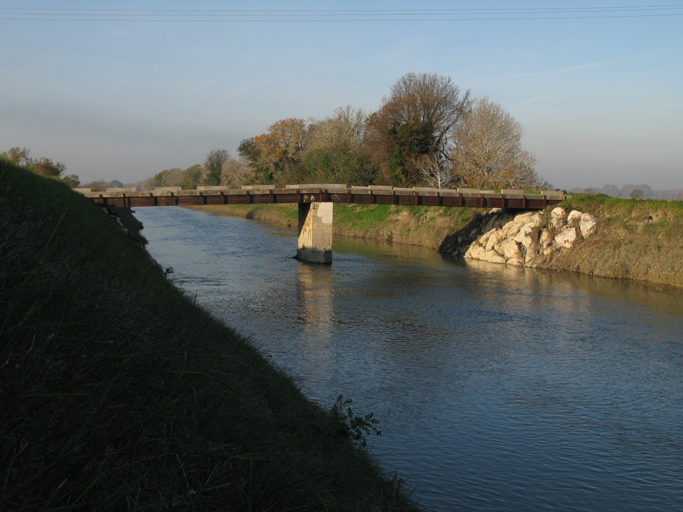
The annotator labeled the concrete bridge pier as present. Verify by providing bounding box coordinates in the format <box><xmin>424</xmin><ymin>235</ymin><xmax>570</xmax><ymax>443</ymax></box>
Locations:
<box><xmin>297</xmin><ymin>202</ymin><xmax>333</xmax><ymax>264</ymax></box>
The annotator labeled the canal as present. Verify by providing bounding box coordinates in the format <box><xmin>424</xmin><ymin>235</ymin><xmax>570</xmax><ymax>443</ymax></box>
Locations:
<box><xmin>133</xmin><ymin>206</ymin><xmax>683</xmax><ymax>512</ymax></box>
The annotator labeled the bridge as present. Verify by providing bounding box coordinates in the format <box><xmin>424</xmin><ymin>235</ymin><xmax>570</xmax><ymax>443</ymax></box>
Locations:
<box><xmin>79</xmin><ymin>184</ymin><xmax>566</xmax><ymax>264</ymax></box>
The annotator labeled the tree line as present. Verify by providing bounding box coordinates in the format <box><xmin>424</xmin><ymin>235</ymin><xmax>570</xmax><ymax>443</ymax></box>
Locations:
<box><xmin>145</xmin><ymin>73</ymin><xmax>549</xmax><ymax>191</ymax></box>
<box><xmin>235</xmin><ymin>73</ymin><xmax>550</xmax><ymax>190</ymax></box>
<box><xmin>1</xmin><ymin>147</ymin><xmax>80</xmax><ymax>188</ymax></box>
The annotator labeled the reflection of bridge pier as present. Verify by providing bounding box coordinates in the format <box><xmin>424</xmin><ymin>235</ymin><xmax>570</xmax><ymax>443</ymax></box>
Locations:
<box><xmin>80</xmin><ymin>183</ymin><xmax>566</xmax><ymax>265</ymax></box>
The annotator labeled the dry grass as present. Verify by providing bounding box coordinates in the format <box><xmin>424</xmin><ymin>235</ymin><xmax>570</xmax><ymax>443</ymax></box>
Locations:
<box><xmin>545</xmin><ymin>195</ymin><xmax>683</xmax><ymax>287</ymax></box>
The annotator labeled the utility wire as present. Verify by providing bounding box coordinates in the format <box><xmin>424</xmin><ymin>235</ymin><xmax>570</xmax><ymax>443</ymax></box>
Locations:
<box><xmin>1</xmin><ymin>5</ymin><xmax>683</xmax><ymax>22</ymax></box>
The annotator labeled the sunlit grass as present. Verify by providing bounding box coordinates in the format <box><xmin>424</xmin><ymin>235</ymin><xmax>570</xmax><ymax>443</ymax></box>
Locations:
<box><xmin>550</xmin><ymin>194</ymin><xmax>683</xmax><ymax>287</ymax></box>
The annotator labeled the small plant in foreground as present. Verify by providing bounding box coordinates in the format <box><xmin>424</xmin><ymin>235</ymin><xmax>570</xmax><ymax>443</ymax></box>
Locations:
<box><xmin>331</xmin><ymin>394</ymin><xmax>382</xmax><ymax>447</ymax></box>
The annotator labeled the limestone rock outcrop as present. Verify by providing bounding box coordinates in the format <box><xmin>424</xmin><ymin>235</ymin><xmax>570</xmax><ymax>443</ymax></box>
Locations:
<box><xmin>443</xmin><ymin>206</ymin><xmax>599</xmax><ymax>268</ymax></box>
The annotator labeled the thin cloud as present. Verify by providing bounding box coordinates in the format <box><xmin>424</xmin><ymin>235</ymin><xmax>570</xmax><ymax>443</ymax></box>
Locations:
<box><xmin>513</xmin><ymin>47</ymin><xmax>679</xmax><ymax>78</ymax></box>
<box><xmin>515</xmin><ymin>59</ymin><xmax>611</xmax><ymax>78</ymax></box>
<box><xmin>526</xmin><ymin>95</ymin><xmax>549</xmax><ymax>103</ymax></box>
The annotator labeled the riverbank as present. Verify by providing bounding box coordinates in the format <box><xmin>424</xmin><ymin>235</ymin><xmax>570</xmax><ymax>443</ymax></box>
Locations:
<box><xmin>189</xmin><ymin>197</ymin><xmax>683</xmax><ymax>288</ymax></box>
<box><xmin>0</xmin><ymin>160</ymin><xmax>420</xmax><ymax>511</ymax></box>
<box><xmin>440</xmin><ymin>195</ymin><xmax>683</xmax><ymax>288</ymax></box>
<box><xmin>188</xmin><ymin>203</ymin><xmax>483</xmax><ymax>249</ymax></box>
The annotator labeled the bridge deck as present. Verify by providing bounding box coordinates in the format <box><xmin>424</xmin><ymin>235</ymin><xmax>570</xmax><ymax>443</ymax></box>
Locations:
<box><xmin>81</xmin><ymin>185</ymin><xmax>565</xmax><ymax>210</ymax></box>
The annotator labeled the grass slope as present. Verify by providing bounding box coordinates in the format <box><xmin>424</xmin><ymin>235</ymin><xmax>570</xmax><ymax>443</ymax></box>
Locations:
<box><xmin>549</xmin><ymin>195</ymin><xmax>683</xmax><ymax>287</ymax></box>
<box><xmin>0</xmin><ymin>161</ymin><xmax>419</xmax><ymax>511</ymax></box>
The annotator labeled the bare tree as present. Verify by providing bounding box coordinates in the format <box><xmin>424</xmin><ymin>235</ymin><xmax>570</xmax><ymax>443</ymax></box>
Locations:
<box><xmin>417</xmin><ymin>154</ymin><xmax>454</xmax><ymax>189</ymax></box>
<box><xmin>452</xmin><ymin>97</ymin><xmax>549</xmax><ymax>189</ymax></box>
<box><xmin>220</xmin><ymin>158</ymin><xmax>248</xmax><ymax>188</ymax></box>
<box><xmin>306</xmin><ymin>106</ymin><xmax>373</xmax><ymax>183</ymax></box>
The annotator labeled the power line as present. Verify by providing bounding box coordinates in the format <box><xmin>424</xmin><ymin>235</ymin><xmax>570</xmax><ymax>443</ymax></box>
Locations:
<box><xmin>1</xmin><ymin>5</ymin><xmax>683</xmax><ymax>22</ymax></box>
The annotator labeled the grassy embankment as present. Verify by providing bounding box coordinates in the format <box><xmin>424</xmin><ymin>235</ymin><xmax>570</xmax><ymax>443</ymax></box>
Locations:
<box><xmin>189</xmin><ymin>203</ymin><xmax>485</xmax><ymax>249</ymax></box>
<box><xmin>545</xmin><ymin>194</ymin><xmax>683</xmax><ymax>288</ymax></box>
<box><xmin>0</xmin><ymin>160</ymin><xmax>420</xmax><ymax>511</ymax></box>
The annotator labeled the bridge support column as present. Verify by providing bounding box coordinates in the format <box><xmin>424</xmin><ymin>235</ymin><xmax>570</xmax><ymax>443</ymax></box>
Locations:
<box><xmin>297</xmin><ymin>202</ymin><xmax>333</xmax><ymax>264</ymax></box>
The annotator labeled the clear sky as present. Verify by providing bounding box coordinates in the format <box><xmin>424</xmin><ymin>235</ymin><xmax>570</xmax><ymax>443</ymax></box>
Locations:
<box><xmin>1</xmin><ymin>1</ymin><xmax>681</xmax><ymax>189</ymax></box>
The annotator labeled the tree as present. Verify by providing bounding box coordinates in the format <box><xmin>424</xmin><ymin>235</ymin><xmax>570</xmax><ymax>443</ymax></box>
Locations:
<box><xmin>630</xmin><ymin>189</ymin><xmax>644</xmax><ymax>199</ymax></box>
<box><xmin>452</xmin><ymin>97</ymin><xmax>549</xmax><ymax>189</ymax></box>
<box><xmin>2</xmin><ymin>147</ymin><xmax>32</xmax><ymax>167</ymax></box>
<box><xmin>237</xmin><ymin>138</ymin><xmax>260</xmax><ymax>166</ymax></box>
<box><xmin>61</xmin><ymin>174</ymin><xmax>81</xmax><ymax>188</ymax></box>
<box><xmin>417</xmin><ymin>153</ymin><xmax>454</xmax><ymax>189</ymax></box>
<box><xmin>2</xmin><ymin>147</ymin><xmax>79</xmax><ymax>186</ymax></box>
<box><xmin>32</xmin><ymin>157</ymin><xmax>66</xmax><ymax>177</ymax></box>
<box><xmin>305</xmin><ymin>106</ymin><xmax>377</xmax><ymax>185</ymax></box>
<box><xmin>252</xmin><ymin>118</ymin><xmax>310</xmax><ymax>185</ymax></box>
<box><xmin>366</xmin><ymin>73</ymin><xmax>470</xmax><ymax>186</ymax></box>
<box><xmin>220</xmin><ymin>158</ymin><xmax>248</xmax><ymax>188</ymax></box>
<box><xmin>181</xmin><ymin>164</ymin><xmax>204</xmax><ymax>190</ymax></box>
<box><xmin>152</xmin><ymin>168</ymin><xmax>184</xmax><ymax>188</ymax></box>
<box><xmin>204</xmin><ymin>149</ymin><xmax>230</xmax><ymax>186</ymax></box>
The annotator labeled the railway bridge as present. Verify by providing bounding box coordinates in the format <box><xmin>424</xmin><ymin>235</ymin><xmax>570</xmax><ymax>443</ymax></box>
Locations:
<box><xmin>80</xmin><ymin>184</ymin><xmax>565</xmax><ymax>264</ymax></box>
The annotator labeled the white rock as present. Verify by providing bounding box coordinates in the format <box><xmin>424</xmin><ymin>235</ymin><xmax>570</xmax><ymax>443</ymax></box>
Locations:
<box><xmin>514</xmin><ymin>222</ymin><xmax>537</xmax><ymax>245</ymax></box>
<box><xmin>555</xmin><ymin>227</ymin><xmax>578</xmax><ymax>249</ymax></box>
<box><xmin>529</xmin><ymin>212</ymin><xmax>545</xmax><ymax>228</ymax></box>
<box><xmin>551</xmin><ymin>207</ymin><xmax>566</xmax><ymax>229</ymax></box>
<box><xmin>493</xmin><ymin>214</ymin><xmax>513</xmax><ymax>230</ymax></box>
<box><xmin>525</xmin><ymin>243</ymin><xmax>540</xmax><ymax>262</ymax></box>
<box><xmin>481</xmin><ymin>251</ymin><xmax>507</xmax><ymax>264</ymax></box>
<box><xmin>503</xmin><ymin>222</ymin><xmax>523</xmax><ymax>238</ymax></box>
<box><xmin>464</xmin><ymin>242</ymin><xmax>484</xmax><ymax>259</ymax></box>
<box><xmin>506</xmin><ymin>257</ymin><xmax>524</xmax><ymax>267</ymax></box>
<box><xmin>479</xmin><ymin>228</ymin><xmax>496</xmax><ymax>246</ymax></box>
<box><xmin>567</xmin><ymin>210</ymin><xmax>584</xmax><ymax>226</ymax></box>
<box><xmin>497</xmin><ymin>239</ymin><xmax>522</xmax><ymax>260</ymax></box>
<box><xmin>580</xmin><ymin>213</ymin><xmax>598</xmax><ymax>238</ymax></box>
<box><xmin>514</xmin><ymin>211</ymin><xmax>538</xmax><ymax>224</ymax></box>
<box><xmin>486</xmin><ymin>230</ymin><xmax>507</xmax><ymax>252</ymax></box>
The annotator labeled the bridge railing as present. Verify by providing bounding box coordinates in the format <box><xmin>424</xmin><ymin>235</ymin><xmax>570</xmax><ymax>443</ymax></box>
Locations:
<box><xmin>79</xmin><ymin>185</ymin><xmax>566</xmax><ymax>210</ymax></box>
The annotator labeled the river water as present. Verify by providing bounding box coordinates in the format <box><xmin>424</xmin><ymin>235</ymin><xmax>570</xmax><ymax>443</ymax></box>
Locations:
<box><xmin>133</xmin><ymin>206</ymin><xmax>683</xmax><ymax>512</ymax></box>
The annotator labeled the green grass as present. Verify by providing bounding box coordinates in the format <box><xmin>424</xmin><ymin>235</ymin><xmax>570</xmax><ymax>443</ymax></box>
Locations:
<box><xmin>333</xmin><ymin>204</ymin><xmax>393</xmax><ymax>230</ymax></box>
<box><xmin>0</xmin><ymin>161</ymin><xmax>420</xmax><ymax>511</ymax></box>
<box><xmin>188</xmin><ymin>202</ymin><xmax>482</xmax><ymax>249</ymax></box>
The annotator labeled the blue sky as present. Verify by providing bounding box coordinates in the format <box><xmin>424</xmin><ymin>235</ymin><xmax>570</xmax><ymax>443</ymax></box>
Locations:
<box><xmin>1</xmin><ymin>1</ymin><xmax>681</xmax><ymax>189</ymax></box>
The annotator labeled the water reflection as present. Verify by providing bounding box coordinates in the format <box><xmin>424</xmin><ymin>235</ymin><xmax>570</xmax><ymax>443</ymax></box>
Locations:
<box><xmin>134</xmin><ymin>207</ymin><xmax>683</xmax><ymax>512</ymax></box>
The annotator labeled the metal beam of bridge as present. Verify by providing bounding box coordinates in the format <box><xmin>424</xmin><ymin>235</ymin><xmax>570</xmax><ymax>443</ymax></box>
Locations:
<box><xmin>81</xmin><ymin>185</ymin><xmax>565</xmax><ymax>264</ymax></box>
<box><xmin>81</xmin><ymin>184</ymin><xmax>565</xmax><ymax>210</ymax></box>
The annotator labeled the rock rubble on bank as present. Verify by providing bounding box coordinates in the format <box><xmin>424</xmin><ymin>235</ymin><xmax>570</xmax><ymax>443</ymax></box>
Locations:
<box><xmin>440</xmin><ymin>207</ymin><xmax>598</xmax><ymax>268</ymax></box>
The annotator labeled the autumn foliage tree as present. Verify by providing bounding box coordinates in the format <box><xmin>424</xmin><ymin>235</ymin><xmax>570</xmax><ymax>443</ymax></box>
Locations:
<box><xmin>250</xmin><ymin>118</ymin><xmax>309</xmax><ymax>186</ymax></box>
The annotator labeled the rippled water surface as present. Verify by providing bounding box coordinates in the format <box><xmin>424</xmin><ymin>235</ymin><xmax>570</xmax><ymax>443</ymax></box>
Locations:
<box><xmin>134</xmin><ymin>206</ymin><xmax>683</xmax><ymax>511</ymax></box>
